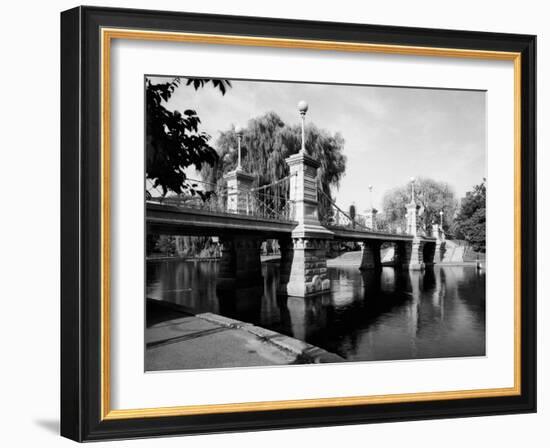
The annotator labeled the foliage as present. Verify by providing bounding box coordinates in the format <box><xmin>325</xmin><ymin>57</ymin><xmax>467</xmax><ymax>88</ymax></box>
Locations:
<box><xmin>202</xmin><ymin>112</ymin><xmax>347</xmax><ymax>197</ymax></box>
<box><xmin>453</xmin><ymin>180</ymin><xmax>486</xmax><ymax>252</ymax></box>
<box><xmin>147</xmin><ymin>235</ymin><xmax>221</xmax><ymax>258</ymax></box>
<box><xmin>146</xmin><ymin>77</ymin><xmax>232</xmax><ymax>195</ymax></box>
<box><xmin>152</xmin><ymin>235</ymin><xmax>177</xmax><ymax>256</ymax></box>
<box><xmin>183</xmin><ymin>78</ymin><xmax>232</xmax><ymax>95</ymax></box>
<box><xmin>280</xmin><ymin>121</ymin><xmax>347</xmax><ymax>197</ymax></box>
<box><xmin>381</xmin><ymin>177</ymin><xmax>458</xmax><ymax>234</ymax></box>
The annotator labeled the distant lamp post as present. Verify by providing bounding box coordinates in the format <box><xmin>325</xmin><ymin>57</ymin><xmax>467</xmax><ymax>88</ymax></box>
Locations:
<box><xmin>235</xmin><ymin>125</ymin><xmax>243</xmax><ymax>170</ymax></box>
<box><xmin>410</xmin><ymin>177</ymin><xmax>416</xmax><ymax>203</ymax></box>
<box><xmin>368</xmin><ymin>184</ymin><xmax>373</xmax><ymax>209</ymax></box>
<box><xmin>297</xmin><ymin>100</ymin><xmax>309</xmax><ymax>154</ymax></box>
<box><xmin>439</xmin><ymin>210</ymin><xmax>444</xmax><ymax>227</ymax></box>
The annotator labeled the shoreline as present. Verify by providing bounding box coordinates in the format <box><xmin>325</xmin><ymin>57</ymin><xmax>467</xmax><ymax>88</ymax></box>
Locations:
<box><xmin>146</xmin><ymin>298</ymin><xmax>344</xmax><ymax>369</ymax></box>
<box><xmin>147</xmin><ymin>254</ymin><xmax>282</xmax><ymax>262</ymax></box>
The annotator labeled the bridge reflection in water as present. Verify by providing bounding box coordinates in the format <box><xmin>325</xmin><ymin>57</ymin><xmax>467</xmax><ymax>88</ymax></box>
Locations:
<box><xmin>146</xmin><ymin>260</ymin><xmax>485</xmax><ymax>361</ymax></box>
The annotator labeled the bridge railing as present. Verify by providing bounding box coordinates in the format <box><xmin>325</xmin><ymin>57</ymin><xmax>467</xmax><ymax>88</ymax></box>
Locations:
<box><xmin>317</xmin><ymin>187</ymin><xmax>362</xmax><ymax>229</ymax></box>
<box><xmin>146</xmin><ymin>174</ymin><xmax>296</xmax><ymax>222</ymax></box>
<box><xmin>244</xmin><ymin>175</ymin><xmax>295</xmax><ymax>221</ymax></box>
<box><xmin>146</xmin><ymin>177</ymin><xmax>228</xmax><ymax>209</ymax></box>
<box><xmin>317</xmin><ymin>187</ymin><xmax>408</xmax><ymax>235</ymax></box>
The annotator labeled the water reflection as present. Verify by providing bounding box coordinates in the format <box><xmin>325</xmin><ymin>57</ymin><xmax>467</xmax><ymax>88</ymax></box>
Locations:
<box><xmin>147</xmin><ymin>260</ymin><xmax>485</xmax><ymax>361</ymax></box>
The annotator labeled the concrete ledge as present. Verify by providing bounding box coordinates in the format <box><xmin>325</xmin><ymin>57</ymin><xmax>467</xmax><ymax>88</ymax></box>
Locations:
<box><xmin>196</xmin><ymin>312</ymin><xmax>252</xmax><ymax>328</ymax></box>
<box><xmin>196</xmin><ymin>312</ymin><xmax>344</xmax><ymax>364</ymax></box>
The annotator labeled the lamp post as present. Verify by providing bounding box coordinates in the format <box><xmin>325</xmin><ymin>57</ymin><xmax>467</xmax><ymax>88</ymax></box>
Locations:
<box><xmin>368</xmin><ymin>184</ymin><xmax>373</xmax><ymax>209</ymax></box>
<box><xmin>410</xmin><ymin>177</ymin><xmax>416</xmax><ymax>203</ymax></box>
<box><xmin>235</xmin><ymin>125</ymin><xmax>243</xmax><ymax>170</ymax></box>
<box><xmin>439</xmin><ymin>210</ymin><xmax>444</xmax><ymax>227</ymax></box>
<box><xmin>298</xmin><ymin>100</ymin><xmax>308</xmax><ymax>154</ymax></box>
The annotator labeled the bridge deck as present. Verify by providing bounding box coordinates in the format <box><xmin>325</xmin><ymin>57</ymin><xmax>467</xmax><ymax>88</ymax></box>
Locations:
<box><xmin>147</xmin><ymin>202</ymin><xmax>297</xmax><ymax>237</ymax></box>
<box><xmin>328</xmin><ymin>226</ymin><xmax>436</xmax><ymax>243</ymax></box>
<box><xmin>147</xmin><ymin>203</ymin><xmax>436</xmax><ymax>243</ymax></box>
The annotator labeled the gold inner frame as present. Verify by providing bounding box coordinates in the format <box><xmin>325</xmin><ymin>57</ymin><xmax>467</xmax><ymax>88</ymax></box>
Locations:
<box><xmin>100</xmin><ymin>28</ymin><xmax>522</xmax><ymax>420</ymax></box>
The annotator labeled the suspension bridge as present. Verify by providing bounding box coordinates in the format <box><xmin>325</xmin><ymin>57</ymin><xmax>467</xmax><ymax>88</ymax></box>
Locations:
<box><xmin>146</xmin><ymin>102</ymin><xmax>445</xmax><ymax>297</ymax></box>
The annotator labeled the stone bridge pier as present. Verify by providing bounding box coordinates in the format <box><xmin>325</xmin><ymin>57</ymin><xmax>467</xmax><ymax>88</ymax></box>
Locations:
<box><xmin>359</xmin><ymin>240</ymin><xmax>382</xmax><ymax>270</ymax></box>
<box><xmin>277</xmin><ymin>151</ymin><xmax>333</xmax><ymax>297</ymax></box>
<box><xmin>359</xmin><ymin>239</ymin><xmax>436</xmax><ymax>271</ymax></box>
<box><xmin>278</xmin><ymin>236</ymin><xmax>331</xmax><ymax>297</ymax></box>
<box><xmin>397</xmin><ymin>239</ymin><xmax>425</xmax><ymax>270</ymax></box>
<box><xmin>216</xmin><ymin>235</ymin><xmax>263</xmax><ymax>290</ymax></box>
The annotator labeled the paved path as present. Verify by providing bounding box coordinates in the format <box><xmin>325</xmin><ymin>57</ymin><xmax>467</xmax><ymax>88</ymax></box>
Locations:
<box><xmin>146</xmin><ymin>301</ymin><xmax>343</xmax><ymax>371</ymax></box>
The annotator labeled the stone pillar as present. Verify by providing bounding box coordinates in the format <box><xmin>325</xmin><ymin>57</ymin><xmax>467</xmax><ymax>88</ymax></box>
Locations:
<box><xmin>395</xmin><ymin>241</ymin><xmax>406</xmax><ymax>266</ymax></box>
<box><xmin>406</xmin><ymin>200</ymin><xmax>418</xmax><ymax>236</ymax></box>
<box><xmin>277</xmin><ymin>237</ymin><xmax>294</xmax><ymax>295</ymax></box>
<box><xmin>278</xmin><ymin>237</ymin><xmax>331</xmax><ymax>297</ymax></box>
<box><xmin>423</xmin><ymin>241</ymin><xmax>436</xmax><ymax>266</ymax></box>
<box><xmin>277</xmin><ymin>153</ymin><xmax>333</xmax><ymax>297</ymax></box>
<box><xmin>397</xmin><ymin>239</ymin><xmax>425</xmax><ymax>270</ymax></box>
<box><xmin>286</xmin><ymin>152</ymin><xmax>326</xmax><ymax>232</ymax></box>
<box><xmin>403</xmin><ymin>199</ymin><xmax>424</xmax><ymax>270</ymax></box>
<box><xmin>223</xmin><ymin>169</ymin><xmax>255</xmax><ymax>214</ymax></box>
<box><xmin>363</xmin><ymin>208</ymin><xmax>378</xmax><ymax>230</ymax></box>
<box><xmin>217</xmin><ymin>237</ymin><xmax>236</xmax><ymax>289</ymax></box>
<box><xmin>359</xmin><ymin>240</ymin><xmax>382</xmax><ymax>270</ymax></box>
<box><xmin>216</xmin><ymin>235</ymin><xmax>263</xmax><ymax>290</ymax></box>
<box><xmin>408</xmin><ymin>238</ymin><xmax>425</xmax><ymax>270</ymax></box>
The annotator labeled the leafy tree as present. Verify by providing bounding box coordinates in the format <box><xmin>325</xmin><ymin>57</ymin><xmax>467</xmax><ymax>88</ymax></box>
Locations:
<box><xmin>453</xmin><ymin>180</ymin><xmax>486</xmax><ymax>252</ymax></box>
<box><xmin>146</xmin><ymin>77</ymin><xmax>232</xmax><ymax>195</ymax></box>
<box><xmin>203</xmin><ymin>112</ymin><xmax>346</xmax><ymax>197</ymax></box>
<box><xmin>381</xmin><ymin>177</ymin><xmax>457</xmax><ymax>234</ymax></box>
<box><xmin>280</xmin><ymin>122</ymin><xmax>347</xmax><ymax>197</ymax></box>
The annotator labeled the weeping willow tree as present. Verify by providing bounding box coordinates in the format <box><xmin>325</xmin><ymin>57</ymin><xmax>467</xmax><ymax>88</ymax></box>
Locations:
<box><xmin>202</xmin><ymin>112</ymin><xmax>346</xmax><ymax>198</ymax></box>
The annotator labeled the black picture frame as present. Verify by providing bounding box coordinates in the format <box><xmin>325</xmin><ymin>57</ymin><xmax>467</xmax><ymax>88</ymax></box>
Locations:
<box><xmin>61</xmin><ymin>6</ymin><xmax>536</xmax><ymax>442</ymax></box>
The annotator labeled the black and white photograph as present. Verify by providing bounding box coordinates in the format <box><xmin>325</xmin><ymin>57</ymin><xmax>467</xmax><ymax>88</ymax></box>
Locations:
<box><xmin>0</xmin><ymin>0</ymin><xmax>542</xmax><ymax>444</ymax></box>
<box><xmin>144</xmin><ymin>76</ymin><xmax>487</xmax><ymax>371</ymax></box>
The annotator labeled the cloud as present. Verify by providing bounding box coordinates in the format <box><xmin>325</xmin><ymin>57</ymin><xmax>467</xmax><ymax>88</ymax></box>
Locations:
<box><xmin>148</xmin><ymin>76</ymin><xmax>486</xmax><ymax>211</ymax></box>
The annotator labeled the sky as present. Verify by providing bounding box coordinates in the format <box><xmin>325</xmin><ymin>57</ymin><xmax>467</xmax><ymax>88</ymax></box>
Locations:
<box><xmin>148</xmin><ymin>76</ymin><xmax>486</xmax><ymax>212</ymax></box>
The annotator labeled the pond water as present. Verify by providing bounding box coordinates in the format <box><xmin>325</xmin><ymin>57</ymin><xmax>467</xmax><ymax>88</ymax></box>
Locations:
<box><xmin>146</xmin><ymin>259</ymin><xmax>485</xmax><ymax>361</ymax></box>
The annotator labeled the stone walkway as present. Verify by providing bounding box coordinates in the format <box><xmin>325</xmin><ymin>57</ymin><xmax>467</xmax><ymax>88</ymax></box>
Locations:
<box><xmin>146</xmin><ymin>303</ymin><xmax>344</xmax><ymax>371</ymax></box>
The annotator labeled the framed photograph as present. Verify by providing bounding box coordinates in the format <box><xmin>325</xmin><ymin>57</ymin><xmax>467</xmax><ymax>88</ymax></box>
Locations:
<box><xmin>60</xmin><ymin>6</ymin><xmax>536</xmax><ymax>441</ymax></box>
